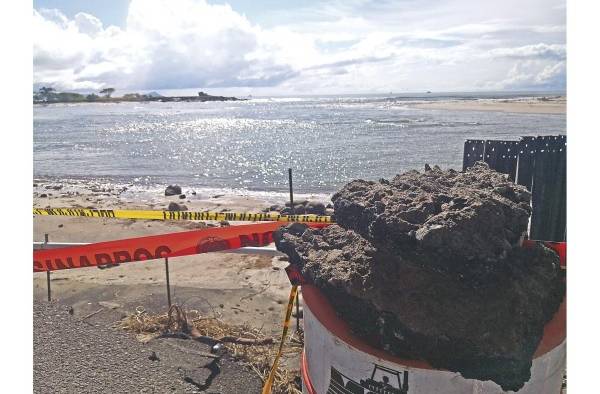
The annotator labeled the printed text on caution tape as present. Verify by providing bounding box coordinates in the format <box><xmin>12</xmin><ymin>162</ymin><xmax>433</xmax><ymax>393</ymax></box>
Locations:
<box><xmin>33</xmin><ymin>208</ymin><xmax>333</xmax><ymax>223</ymax></box>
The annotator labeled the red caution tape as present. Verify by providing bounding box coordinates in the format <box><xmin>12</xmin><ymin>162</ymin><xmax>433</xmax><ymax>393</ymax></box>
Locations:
<box><xmin>34</xmin><ymin>222</ymin><xmax>328</xmax><ymax>272</ymax></box>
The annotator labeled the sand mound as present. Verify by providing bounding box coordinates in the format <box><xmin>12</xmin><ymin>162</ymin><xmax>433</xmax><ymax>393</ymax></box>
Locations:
<box><xmin>275</xmin><ymin>163</ymin><xmax>564</xmax><ymax>391</ymax></box>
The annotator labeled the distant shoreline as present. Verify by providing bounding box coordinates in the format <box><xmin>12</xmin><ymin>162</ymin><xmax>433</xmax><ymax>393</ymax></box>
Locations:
<box><xmin>411</xmin><ymin>96</ymin><xmax>566</xmax><ymax>114</ymax></box>
<box><xmin>34</xmin><ymin>94</ymin><xmax>245</xmax><ymax>105</ymax></box>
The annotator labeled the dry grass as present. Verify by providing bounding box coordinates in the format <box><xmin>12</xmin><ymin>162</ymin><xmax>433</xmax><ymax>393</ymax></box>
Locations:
<box><xmin>119</xmin><ymin>305</ymin><xmax>303</xmax><ymax>394</ymax></box>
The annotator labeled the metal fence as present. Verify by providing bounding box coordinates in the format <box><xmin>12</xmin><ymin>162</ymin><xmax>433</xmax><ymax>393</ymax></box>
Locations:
<box><xmin>463</xmin><ymin>135</ymin><xmax>566</xmax><ymax>242</ymax></box>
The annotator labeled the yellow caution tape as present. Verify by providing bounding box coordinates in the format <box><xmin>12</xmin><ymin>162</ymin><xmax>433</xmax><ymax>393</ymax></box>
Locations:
<box><xmin>32</xmin><ymin>208</ymin><xmax>333</xmax><ymax>223</ymax></box>
<box><xmin>262</xmin><ymin>285</ymin><xmax>298</xmax><ymax>394</ymax></box>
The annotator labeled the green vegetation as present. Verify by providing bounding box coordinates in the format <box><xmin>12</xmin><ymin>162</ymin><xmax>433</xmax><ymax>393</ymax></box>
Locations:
<box><xmin>34</xmin><ymin>87</ymin><xmax>86</xmax><ymax>102</ymax></box>
<box><xmin>33</xmin><ymin>86</ymin><xmax>242</xmax><ymax>104</ymax></box>
<box><xmin>34</xmin><ymin>86</ymin><xmax>131</xmax><ymax>103</ymax></box>
<box><xmin>34</xmin><ymin>86</ymin><xmax>99</xmax><ymax>103</ymax></box>
<box><xmin>122</xmin><ymin>93</ymin><xmax>142</xmax><ymax>99</ymax></box>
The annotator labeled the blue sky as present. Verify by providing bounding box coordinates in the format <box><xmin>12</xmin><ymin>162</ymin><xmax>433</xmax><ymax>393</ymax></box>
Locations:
<box><xmin>33</xmin><ymin>0</ymin><xmax>325</xmax><ymax>29</ymax></box>
<box><xmin>34</xmin><ymin>0</ymin><xmax>130</xmax><ymax>28</ymax></box>
<box><xmin>33</xmin><ymin>0</ymin><xmax>566</xmax><ymax>95</ymax></box>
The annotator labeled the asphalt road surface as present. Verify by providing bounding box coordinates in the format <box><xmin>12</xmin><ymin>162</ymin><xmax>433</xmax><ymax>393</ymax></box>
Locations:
<box><xmin>33</xmin><ymin>301</ymin><xmax>262</xmax><ymax>393</ymax></box>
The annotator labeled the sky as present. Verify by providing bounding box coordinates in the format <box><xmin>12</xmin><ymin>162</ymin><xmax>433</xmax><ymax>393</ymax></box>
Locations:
<box><xmin>32</xmin><ymin>0</ymin><xmax>566</xmax><ymax>95</ymax></box>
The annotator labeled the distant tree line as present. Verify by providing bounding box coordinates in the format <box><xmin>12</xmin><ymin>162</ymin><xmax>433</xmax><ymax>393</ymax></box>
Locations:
<box><xmin>33</xmin><ymin>87</ymin><xmax>241</xmax><ymax>104</ymax></box>
<box><xmin>33</xmin><ymin>86</ymin><xmax>152</xmax><ymax>103</ymax></box>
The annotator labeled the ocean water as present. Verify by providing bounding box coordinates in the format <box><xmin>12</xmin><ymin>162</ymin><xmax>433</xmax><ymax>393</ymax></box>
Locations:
<box><xmin>33</xmin><ymin>92</ymin><xmax>565</xmax><ymax>197</ymax></box>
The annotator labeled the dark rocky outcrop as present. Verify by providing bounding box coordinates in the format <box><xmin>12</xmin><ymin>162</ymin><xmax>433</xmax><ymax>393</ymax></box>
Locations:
<box><xmin>269</xmin><ymin>204</ymin><xmax>283</xmax><ymax>212</ymax></box>
<box><xmin>331</xmin><ymin>162</ymin><xmax>532</xmax><ymax>281</ymax></box>
<box><xmin>263</xmin><ymin>200</ymin><xmax>332</xmax><ymax>215</ymax></box>
<box><xmin>306</xmin><ymin>201</ymin><xmax>326</xmax><ymax>215</ymax></box>
<box><xmin>167</xmin><ymin>202</ymin><xmax>187</xmax><ymax>211</ymax></box>
<box><xmin>275</xmin><ymin>163</ymin><xmax>564</xmax><ymax>391</ymax></box>
<box><xmin>165</xmin><ymin>185</ymin><xmax>182</xmax><ymax>196</ymax></box>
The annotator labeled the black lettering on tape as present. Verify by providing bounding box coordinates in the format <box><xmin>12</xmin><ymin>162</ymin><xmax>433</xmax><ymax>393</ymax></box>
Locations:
<box><xmin>260</xmin><ymin>231</ymin><xmax>273</xmax><ymax>245</ymax></box>
<box><xmin>79</xmin><ymin>255</ymin><xmax>92</xmax><ymax>267</ymax></box>
<box><xmin>133</xmin><ymin>248</ymin><xmax>153</xmax><ymax>261</ymax></box>
<box><xmin>95</xmin><ymin>253</ymin><xmax>113</xmax><ymax>265</ymax></box>
<box><xmin>53</xmin><ymin>258</ymin><xmax>69</xmax><ymax>270</ymax></box>
<box><xmin>113</xmin><ymin>251</ymin><xmax>132</xmax><ymax>264</ymax></box>
<box><xmin>154</xmin><ymin>245</ymin><xmax>172</xmax><ymax>259</ymax></box>
<box><xmin>239</xmin><ymin>233</ymin><xmax>260</xmax><ymax>247</ymax></box>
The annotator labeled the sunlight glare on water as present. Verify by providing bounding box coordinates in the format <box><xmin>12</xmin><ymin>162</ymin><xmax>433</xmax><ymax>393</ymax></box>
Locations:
<box><xmin>33</xmin><ymin>94</ymin><xmax>565</xmax><ymax>194</ymax></box>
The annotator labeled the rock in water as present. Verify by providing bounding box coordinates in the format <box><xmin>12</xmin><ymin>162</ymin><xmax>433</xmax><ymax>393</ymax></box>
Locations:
<box><xmin>165</xmin><ymin>185</ymin><xmax>182</xmax><ymax>196</ymax></box>
<box><xmin>274</xmin><ymin>163</ymin><xmax>564</xmax><ymax>391</ymax></box>
<box><xmin>167</xmin><ymin>202</ymin><xmax>187</xmax><ymax>211</ymax></box>
<box><xmin>305</xmin><ymin>201</ymin><xmax>326</xmax><ymax>215</ymax></box>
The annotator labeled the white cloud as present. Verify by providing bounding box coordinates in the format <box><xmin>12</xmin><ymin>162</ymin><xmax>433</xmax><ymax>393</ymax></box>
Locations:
<box><xmin>488</xmin><ymin>43</ymin><xmax>566</xmax><ymax>60</ymax></box>
<box><xmin>34</xmin><ymin>0</ymin><xmax>295</xmax><ymax>91</ymax></box>
<box><xmin>489</xmin><ymin>59</ymin><xmax>566</xmax><ymax>90</ymax></box>
<box><xmin>33</xmin><ymin>0</ymin><xmax>566</xmax><ymax>94</ymax></box>
<box><xmin>74</xmin><ymin>12</ymin><xmax>103</xmax><ymax>36</ymax></box>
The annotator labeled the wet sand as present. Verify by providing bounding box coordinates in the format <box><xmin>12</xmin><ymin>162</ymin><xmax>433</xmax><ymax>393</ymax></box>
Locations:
<box><xmin>412</xmin><ymin>96</ymin><xmax>566</xmax><ymax>114</ymax></box>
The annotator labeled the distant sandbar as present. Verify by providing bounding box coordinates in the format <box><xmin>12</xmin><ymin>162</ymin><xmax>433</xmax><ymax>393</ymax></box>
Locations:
<box><xmin>412</xmin><ymin>96</ymin><xmax>565</xmax><ymax>114</ymax></box>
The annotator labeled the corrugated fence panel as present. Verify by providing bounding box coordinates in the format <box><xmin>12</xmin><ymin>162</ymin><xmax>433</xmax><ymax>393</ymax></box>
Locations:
<box><xmin>462</xmin><ymin>139</ymin><xmax>486</xmax><ymax>171</ymax></box>
<box><xmin>483</xmin><ymin>140</ymin><xmax>520</xmax><ymax>181</ymax></box>
<box><xmin>463</xmin><ymin>135</ymin><xmax>566</xmax><ymax>242</ymax></box>
<box><xmin>529</xmin><ymin>136</ymin><xmax>567</xmax><ymax>242</ymax></box>
<box><xmin>516</xmin><ymin>136</ymin><xmax>538</xmax><ymax>190</ymax></box>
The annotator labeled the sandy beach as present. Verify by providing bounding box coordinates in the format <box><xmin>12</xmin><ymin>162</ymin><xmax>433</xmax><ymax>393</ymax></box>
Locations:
<box><xmin>33</xmin><ymin>178</ymin><xmax>313</xmax><ymax>391</ymax></box>
<box><xmin>412</xmin><ymin>96</ymin><xmax>566</xmax><ymax>114</ymax></box>
<box><xmin>33</xmin><ymin>178</ymin><xmax>319</xmax><ymax>334</ymax></box>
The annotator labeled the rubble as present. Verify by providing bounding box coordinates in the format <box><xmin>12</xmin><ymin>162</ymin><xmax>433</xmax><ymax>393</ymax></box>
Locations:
<box><xmin>275</xmin><ymin>163</ymin><xmax>564</xmax><ymax>391</ymax></box>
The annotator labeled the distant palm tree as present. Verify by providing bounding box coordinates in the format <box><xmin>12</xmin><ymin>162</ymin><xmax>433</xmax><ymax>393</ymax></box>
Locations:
<box><xmin>99</xmin><ymin>87</ymin><xmax>115</xmax><ymax>98</ymax></box>
<box><xmin>36</xmin><ymin>86</ymin><xmax>57</xmax><ymax>101</ymax></box>
<box><xmin>39</xmin><ymin>86</ymin><xmax>55</xmax><ymax>95</ymax></box>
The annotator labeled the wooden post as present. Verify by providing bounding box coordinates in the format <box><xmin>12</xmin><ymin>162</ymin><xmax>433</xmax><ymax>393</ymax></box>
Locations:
<box><xmin>165</xmin><ymin>257</ymin><xmax>172</xmax><ymax>308</ymax></box>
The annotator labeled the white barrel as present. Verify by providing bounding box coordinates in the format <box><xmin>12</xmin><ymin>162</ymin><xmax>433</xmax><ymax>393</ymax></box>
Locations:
<box><xmin>301</xmin><ymin>284</ymin><xmax>565</xmax><ymax>394</ymax></box>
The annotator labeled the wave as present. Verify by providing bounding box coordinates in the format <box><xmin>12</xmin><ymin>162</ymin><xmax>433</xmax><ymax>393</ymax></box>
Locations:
<box><xmin>365</xmin><ymin>118</ymin><xmax>482</xmax><ymax>128</ymax></box>
<box><xmin>33</xmin><ymin>176</ymin><xmax>333</xmax><ymax>206</ymax></box>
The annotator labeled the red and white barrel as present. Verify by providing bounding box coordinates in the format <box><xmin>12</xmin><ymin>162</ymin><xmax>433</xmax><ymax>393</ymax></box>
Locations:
<box><xmin>301</xmin><ymin>284</ymin><xmax>566</xmax><ymax>394</ymax></box>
